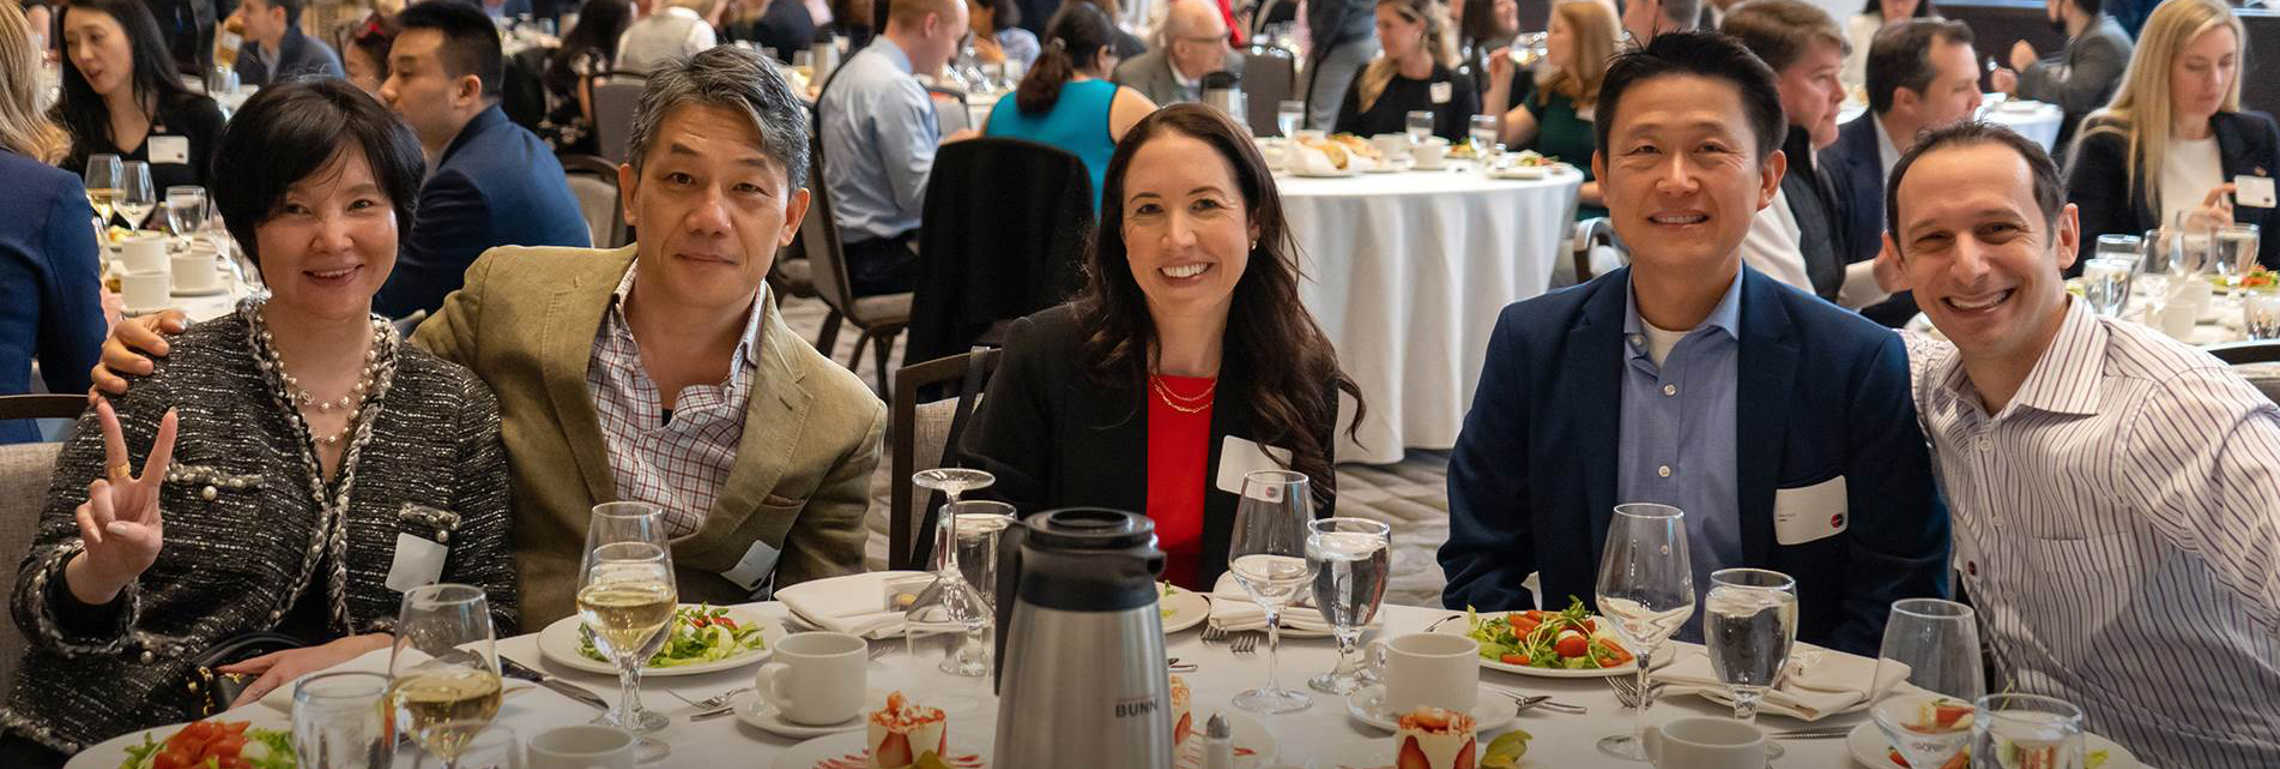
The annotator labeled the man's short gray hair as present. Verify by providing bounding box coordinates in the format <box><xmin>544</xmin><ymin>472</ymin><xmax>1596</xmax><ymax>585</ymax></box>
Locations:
<box><xmin>626</xmin><ymin>46</ymin><xmax>812</xmax><ymax>188</ymax></box>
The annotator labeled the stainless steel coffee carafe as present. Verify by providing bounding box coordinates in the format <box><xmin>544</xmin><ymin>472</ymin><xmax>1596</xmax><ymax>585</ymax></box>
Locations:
<box><xmin>991</xmin><ymin>508</ymin><xmax>1172</xmax><ymax>769</ymax></box>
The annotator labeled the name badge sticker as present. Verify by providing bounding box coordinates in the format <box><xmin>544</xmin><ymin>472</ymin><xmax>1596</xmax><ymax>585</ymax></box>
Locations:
<box><xmin>1429</xmin><ymin>82</ymin><xmax>1453</xmax><ymax>105</ymax></box>
<box><xmin>148</xmin><ymin>135</ymin><xmax>190</xmax><ymax>165</ymax></box>
<box><xmin>384</xmin><ymin>533</ymin><xmax>449</xmax><ymax>593</ymax></box>
<box><xmin>720</xmin><ymin>539</ymin><xmax>782</xmax><ymax>591</ymax></box>
<box><xmin>2235</xmin><ymin>175</ymin><xmax>2276</xmax><ymax>208</ymax></box>
<box><xmin>1216</xmin><ymin>435</ymin><xmax>1297</xmax><ymax>497</ymax></box>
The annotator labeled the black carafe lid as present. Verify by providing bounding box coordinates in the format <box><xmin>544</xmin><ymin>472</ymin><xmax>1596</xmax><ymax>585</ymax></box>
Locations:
<box><xmin>1015</xmin><ymin>508</ymin><xmax>1165</xmax><ymax>612</ymax></box>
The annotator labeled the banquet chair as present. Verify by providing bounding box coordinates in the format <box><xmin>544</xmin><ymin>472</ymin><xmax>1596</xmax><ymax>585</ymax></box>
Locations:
<box><xmin>0</xmin><ymin>440</ymin><xmax>62</xmax><ymax>694</ymax></box>
<box><xmin>906</xmin><ymin>138</ymin><xmax>1091</xmax><ymax>365</ymax></box>
<box><xmin>928</xmin><ymin>87</ymin><xmax>971</xmax><ymax>136</ymax></box>
<box><xmin>1567</xmin><ymin>217</ymin><xmax>1624</xmax><ymax>284</ymax></box>
<box><xmin>1240</xmin><ymin>45</ymin><xmax>1298</xmax><ymax>137</ymax></box>
<box><xmin>802</xmin><ymin>135</ymin><xmax>912</xmax><ymax>393</ymax></box>
<box><xmin>886</xmin><ymin>348</ymin><xmax>1001</xmax><ymax>571</ymax></box>
<box><xmin>591</xmin><ymin>74</ymin><xmax>649</xmax><ymax>164</ymax></box>
<box><xmin>559</xmin><ymin>154</ymin><xmax>628</xmax><ymax>248</ymax></box>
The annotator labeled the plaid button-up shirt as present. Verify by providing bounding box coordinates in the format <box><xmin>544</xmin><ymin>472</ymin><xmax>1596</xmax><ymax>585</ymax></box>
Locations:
<box><xmin>586</xmin><ymin>264</ymin><xmax>764</xmax><ymax>538</ymax></box>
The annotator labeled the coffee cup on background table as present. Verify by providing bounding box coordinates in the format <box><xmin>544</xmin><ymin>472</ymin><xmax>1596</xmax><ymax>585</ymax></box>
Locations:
<box><xmin>120</xmin><ymin>234</ymin><xmax>168</xmax><ymax>274</ymax></box>
<box><xmin>1414</xmin><ymin>137</ymin><xmax>1451</xmax><ymax>169</ymax></box>
<box><xmin>1643</xmin><ymin>717</ymin><xmax>1768</xmax><ymax>769</ymax></box>
<box><xmin>755</xmin><ymin>631</ymin><xmax>868</xmax><ymax>725</ymax></box>
<box><xmin>527</xmin><ymin>725</ymin><xmax>636</xmax><ymax>769</ymax></box>
<box><xmin>120</xmin><ymin>270</ymin><xmax>170</xmax><ymax>313</ymax></box>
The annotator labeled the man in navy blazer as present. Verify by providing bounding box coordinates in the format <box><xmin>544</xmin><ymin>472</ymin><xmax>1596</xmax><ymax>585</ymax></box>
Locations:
<box><xmin>1440</xmin><ymin>32</ymin><xmax>1948</xmax><ymax>657</ymax></box>
<box><xmin>375</xmin><ymin>1</ymin><xmax>589</xmax><ymax>320</ymax></box>
<box><xmin>1824</xmin><ymin>19</ymin><xmax>1981</xmax><ymax>326</ymax></box>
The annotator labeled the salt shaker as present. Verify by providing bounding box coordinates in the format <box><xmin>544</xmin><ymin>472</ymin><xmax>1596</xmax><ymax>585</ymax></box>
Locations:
<box><xmin>1203</xmin><ymin>714</ymin><xmax>1234</xmax><ymax>769</ymax></box>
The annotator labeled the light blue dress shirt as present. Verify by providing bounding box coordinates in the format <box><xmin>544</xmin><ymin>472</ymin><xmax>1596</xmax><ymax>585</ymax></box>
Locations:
<box><xmin>817</xmin><ymin>38</ymin><xmax>941</xmax><ymax>243</ymax></box>
<box><xmin>1616</xmin><ymin>272</ymin><xmax>1742</xmax><ymax>642</ymax></box>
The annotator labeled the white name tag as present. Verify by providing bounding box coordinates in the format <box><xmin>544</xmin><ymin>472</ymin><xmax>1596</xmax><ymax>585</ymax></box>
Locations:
<box><xmin>1772</xmin><ymin>475</ymin><xmax>1848</xmax><ymax>545</ymax></box>
<box><xmin>384</xmin><ymin>533</ymin><xmax>449</xmax><ymax>593</ymax></box>
<box><xmin>2235</xmin><ymin>175</ymin><xmax>2276</xmax><ymax>208</ymax></box>
<box><xmin>719</xmin><ymin>538</ymin><xmax>782</xmax><ymax>592</ymax></box>
<box><xmin>1215</xmin><ymin>435</ymin><xmax>1296</xmax><ymax>497</ymax></box>
<box><xmin>1429</xmin><ymin>82</ymin><xmax>1453</xmax><ymax>105</ymax></box>
<box><xmin>148</xmin><ymin>135</ymin><xmax>190</xmax><ymax>165</ymax></box>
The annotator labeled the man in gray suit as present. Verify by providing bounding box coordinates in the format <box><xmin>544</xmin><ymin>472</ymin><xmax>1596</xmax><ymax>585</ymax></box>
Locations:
<box><xmin>1115</xmin><ymin>0</ymin><xmax>1243</xmax><ymax>105</ymax></box>
<box><xmin>1989</xmin><ymin>0</ymin><xmax>2130</xmax><ymax>152</ymax></box>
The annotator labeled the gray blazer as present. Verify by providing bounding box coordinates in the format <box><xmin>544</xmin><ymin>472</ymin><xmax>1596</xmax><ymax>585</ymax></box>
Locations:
<box><xmin>2019</xmin><ymin>15</ymin><xmax>2132</xmax><ymax>151</ymax></box>
<box><xmin>1112</xmin><ymin>48</ymin><xmax>1245</xmax><ymax>107</ymax></box>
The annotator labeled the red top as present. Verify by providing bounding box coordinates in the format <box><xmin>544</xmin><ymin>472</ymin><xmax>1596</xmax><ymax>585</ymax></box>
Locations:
<box><xmin>1213</xmin><ymin>0</ymin><xmax>1245</xmax><ymax>45</ymax></box>
<box><xmin>1146</xmin><ymin>374</ymin><xmax>1215</xmax><ymax>590</ymax></box>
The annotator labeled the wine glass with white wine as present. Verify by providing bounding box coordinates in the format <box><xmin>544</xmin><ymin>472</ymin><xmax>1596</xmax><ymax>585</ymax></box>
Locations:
<box><xmin>83</xmin><ymin>153</ymin><xmax>122</xmax><ymax>227</ymax></box>
<box><xmin>387</xmin><ymin>584</ymin><xmax>502</xmax><ymax>769</ymax></box>
<box><xmin>576</xmin><ymin>501</ymin><xmax>678</xmax><ymax>755</ymax></box>
<box><xmin>1593</xmin><ymin>502</ymin><xmax>1696</xmax><ymax>760</ymax></box>
<box><xmin>115</xmin><ymin>161</ymin><xmax>156</xmax><ymax>231</ymax></box>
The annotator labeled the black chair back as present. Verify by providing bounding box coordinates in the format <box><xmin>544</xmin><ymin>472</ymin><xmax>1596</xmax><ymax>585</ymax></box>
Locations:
<box><xmin>1241</xmin><ymin>45</ymin><xmax>1297</xmax><ymax>137</ymax></box>
<box><xmin>906</xmin><ymin>138</ymin><xmax>1092</xmax><ymax>365</ymax></box>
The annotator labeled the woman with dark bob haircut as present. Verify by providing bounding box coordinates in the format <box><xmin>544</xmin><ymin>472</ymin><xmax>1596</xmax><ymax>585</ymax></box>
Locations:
<box><xmin>0</xmin><ymin>80</ymin><xmax>516</xmax><ymax>767</ymax></box>
<box><xmin>962</xmin><ymin>103</ymin><xmax>1364</xmax><ymax>592</ymax></box>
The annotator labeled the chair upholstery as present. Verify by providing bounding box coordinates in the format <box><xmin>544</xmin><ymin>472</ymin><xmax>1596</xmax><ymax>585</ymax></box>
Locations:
<box><xmin>558</xmin><ymin>154</ymin><xmax>626</xmax><ymax>249</ymax></box>
<box><xmin>885</xmin><ymin>350</ymin><xmax>1001</xmax><ymax>570</ymax></box>
<box><xmin>927</xmin><ymin>87</ymin><xmax>971</xmax><ymax>136</ymax></box>
<box><xmin>591</xmin><ymin>78</ymin><xmax>648</xmax><ymax>164</ymax></box>
<box><xmin>1240</xmin><ymin>46</ymin><xmax>1298</xmax><ymax>138</ymax></box>
<box><xmin>0</xmin><ymin>441</ymin><xmax>60</xmax><ymax>696</ymax></box>
<box><xmin>867</xmin><ymin>397</ymin><xmax>965</xmax><ymax>570</ymax></box>
<box><xmin>801</xmin><ymin>132</ymin><xmax>912</xmax><ymax>392</ymax></box>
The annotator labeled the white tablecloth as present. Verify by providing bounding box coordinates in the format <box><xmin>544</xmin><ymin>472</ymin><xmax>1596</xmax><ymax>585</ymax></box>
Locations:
<box><xmin>192</xmin><ymin>603</ymin><xmax>1874</xmax><ymax>768</ymax></box>
<box><xmin>1837</xmin><ymin>97</ymin><xmax>2067</xmax><ymax>151</ymax></box>
<box><xmin>1278</xmin><ymin>167</ymin><xmax>1582</xmax><ymax>464</ymax></box>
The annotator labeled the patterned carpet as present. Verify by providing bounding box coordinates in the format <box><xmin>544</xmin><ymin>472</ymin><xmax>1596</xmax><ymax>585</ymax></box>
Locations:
<box><xmin>775</xmin><ymin>292</ymin><xmax>1455</xmax><ymax>608</ymax></box>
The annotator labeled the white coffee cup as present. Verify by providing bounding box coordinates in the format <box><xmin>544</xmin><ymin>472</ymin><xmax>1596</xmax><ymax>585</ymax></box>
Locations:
<box><xmin>1370</xmin><ymin>133</ymin><xmax>1412</xmax><ymax>161</ymax></box>
<box><xmin>1414</xmin><ymin>138</ymin><xmax>1451</xmax><ymax>169</ymax></box>
<box><xmin>170</xmin><ymin>252</ymin><xmax>219</xmax><ymax>293</ymax></box>
<box><xmin>755</xmin><ymin>631</ymin><xmax>868</xmax><ymax>725</ymax></box>
<box><xmin>120</xmin><ymin>270</ymin><xmax>171</xmax><ymax>313</ymax></box>
<box><xmin>120</xmin><ymin>234</ymin><xmax>169</xmax><ymax>274</ymax></box>
<box><xmin>1642</xmin><ymin>717</ymin><xmax>1767</xmax><ymax>769</ymax></box>
<box><xmin>527</xmin><ymin>725</ymin><xmax>635</xmax><ymax>769</ymax></box>
<box><xmin>1368</xmin><ymin>632</ymin><xmax>1478</xmax><ymax>715</ymax></box>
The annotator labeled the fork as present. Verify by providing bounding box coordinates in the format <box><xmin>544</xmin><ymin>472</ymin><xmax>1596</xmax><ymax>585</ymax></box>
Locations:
<box><xmin>1604</xmin><ymin>673</ymin><xmax>1667</xmax><ymax>709</ymax></box>
<box><xmin>674</xmin><ymin>687</ymin><xmax>753</xmax><ymax>719</ymax></box>
<box><xmin>1230</xmin><ymin>631</ymin><xmax>1261</xmax><ymax>655</ymax></box>
<box><xmin>1492</xmin><ymin>691</ymin><xmax>1589</xmax><ymax>715</ymax></box>
<box><xmin>1200</xmin><ymin>625</ymin><xmax>1229</xmax><ymax>645</ymax></box>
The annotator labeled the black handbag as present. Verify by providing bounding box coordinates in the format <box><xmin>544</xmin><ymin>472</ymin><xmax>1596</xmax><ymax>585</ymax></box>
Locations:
<box><xmin>185</xmin><ymin>632</ymin><xmax>306</xmax><ymax>716</ymax></box>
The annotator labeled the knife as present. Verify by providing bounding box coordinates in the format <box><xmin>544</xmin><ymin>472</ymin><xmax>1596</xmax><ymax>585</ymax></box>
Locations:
<box><xmin>1770</xmin><ymin>726</ymin><xmax>1855</xmax><ymax>740</ymax></box>
<box><xmin>499</xmin><ymin>655</ymin><xmax>611</xmax><ymax>711</ymax></box>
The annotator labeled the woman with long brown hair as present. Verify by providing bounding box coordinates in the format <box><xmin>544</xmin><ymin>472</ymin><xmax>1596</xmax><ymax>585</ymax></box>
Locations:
<box><xmin>0</xmin><ymin>0</ymin><xmax>105</xmax><ymax>443</ymax></box>
<box><xmin>962</xmin><ymin>103</ymin><xmax>1364</xmax><ymax>591</ymax></box>
<box><xmin>1333</xmin><ymin>0</ymin><xmax>1476</xmax><ymax>140</ymax></box>
<box><xmin>1485</xmin><ymin>0</ymin><xmax>1614</xmax><ymax>218</ymax></box>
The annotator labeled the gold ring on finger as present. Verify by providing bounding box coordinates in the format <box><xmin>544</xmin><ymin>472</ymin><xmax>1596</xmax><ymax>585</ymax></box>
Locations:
<box><xmin>108</xmin><ymin>463</ymin><xmax>132</xmax><ymax>481</ymax></box>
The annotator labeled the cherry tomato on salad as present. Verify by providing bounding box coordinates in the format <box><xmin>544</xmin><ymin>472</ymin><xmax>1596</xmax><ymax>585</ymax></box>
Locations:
<box><xmin>205</xmin><ymin>733</ymin><xmax>247</xmax><ymax>757</ymax></box>
<box><xmin>152</xmin><ymin>748</ymin><xmax>194</xmax><ymax>769</ymax></box>
<box><xmin>1500</xmin><ymin>653</ymin><xmax>1530</xmax><ymax>666</ymax></box>
<box><xmin>1555</xmin><ymin>634</ymin><xmax>1590</xmax><ymax>658</ymax></box>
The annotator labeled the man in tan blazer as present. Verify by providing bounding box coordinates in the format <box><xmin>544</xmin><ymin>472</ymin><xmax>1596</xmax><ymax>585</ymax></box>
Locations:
<box><xmin>95</xmin><ymin>47</ymin><xmax>883</xmax><ymax>626</ymax></box>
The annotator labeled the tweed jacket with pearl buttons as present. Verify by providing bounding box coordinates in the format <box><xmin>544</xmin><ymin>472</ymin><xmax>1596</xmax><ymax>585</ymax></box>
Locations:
<box><xmin>1</xmin><ymin>303</ymin><xmax>516</xmax><ymax>753</ymax></box>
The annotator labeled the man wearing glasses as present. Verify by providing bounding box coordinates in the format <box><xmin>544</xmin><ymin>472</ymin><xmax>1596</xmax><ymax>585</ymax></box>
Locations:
<box><xmin>1114</xmin><ymin>0</ymin><xmax>1242</xmax><ymax>105</ymax></box>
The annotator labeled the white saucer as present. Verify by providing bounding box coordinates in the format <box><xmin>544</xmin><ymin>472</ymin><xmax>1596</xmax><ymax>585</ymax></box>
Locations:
<box><xmin>170</xmin><ymin>285</ymin><xmax>229</xmax><ymax>297</ymax></box>
<box><xmin>1345</xmin><ymin>683</ymin><xmax>1519</xmax><ymax>734</ymax></box>
<box><xmin>734</xmin><ymin>690</ymin><xmax>868</xmax><ymax>739</ymax></box>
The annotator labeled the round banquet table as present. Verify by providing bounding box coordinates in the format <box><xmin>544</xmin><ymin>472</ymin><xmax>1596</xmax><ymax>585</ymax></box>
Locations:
<box><xmin>1837</xmin><ymin>96</ymin><xmax>2066</xmax><ymax>151</ymax></box>
<box><xmin>1276</xmin><ymin>165</ymin><xmax>1583</xmax><ymax>464</ymax></box>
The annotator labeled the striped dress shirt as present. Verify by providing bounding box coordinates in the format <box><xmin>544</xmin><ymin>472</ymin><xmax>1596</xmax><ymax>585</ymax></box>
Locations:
<box><xmin>1905</xmin><ymin>299</ymin><xmax>2280</xmax><ymax>768</ymax></box>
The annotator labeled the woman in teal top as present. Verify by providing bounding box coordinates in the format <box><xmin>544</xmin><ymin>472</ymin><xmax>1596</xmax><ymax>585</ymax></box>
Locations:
<box><xmin>984</xmin><ymin>2</ymin><xmax>1156</xmax><ymax>210</ymax></box>
<box><xmin>1481</xmin><ymin>0</ymin><xmax>1616</xmax><ymax>220</ymax></box>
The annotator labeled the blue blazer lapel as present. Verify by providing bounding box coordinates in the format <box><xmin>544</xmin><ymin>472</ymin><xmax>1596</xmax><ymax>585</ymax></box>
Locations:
<box><xmin>1734</xmin><ymin>270</ymin><xmax>1799</xmax><ymax>565</ymax></box>
<box><xmin>1563</xmin><ymin>271</ymin><xmax>1630</xmax><ymax>562</ymax></box>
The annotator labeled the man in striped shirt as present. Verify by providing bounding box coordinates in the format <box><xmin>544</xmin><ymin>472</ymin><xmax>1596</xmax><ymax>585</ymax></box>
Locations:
<box><xmin>1882</xmin><ymin>121</ymin><xmax>2280</xmax><ymax>767</ymax></box>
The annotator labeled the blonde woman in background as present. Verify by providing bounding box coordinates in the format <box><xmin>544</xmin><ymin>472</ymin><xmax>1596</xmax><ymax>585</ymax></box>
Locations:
<box><xmin>0</xmin><ymin>0</ymin><xmax>105</xmax><ymax>443</ymax></box>
<box><xmin>1332</xmin><ymin>0</ymin><xmax>1476</xmax><ymax>140</ymax></box>
<box><xmin>2064</xmin><ymin>0</ymin><xmax>2276</xmax><ymax>269</ymax></box>
<box><xmin>1483</xmin><ymin>0</ymin><xmax>1612</xmax><ymax>218</ymax></box>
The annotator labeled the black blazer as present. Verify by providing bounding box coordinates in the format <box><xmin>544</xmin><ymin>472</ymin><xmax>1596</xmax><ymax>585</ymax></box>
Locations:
<box><xmin>2065</xmin><ymin>110</ymin><xmax>2280</xmax><ymax>271</ymax></box>
<box><xmin>958</xmin><ymin>305</ymin><xmax>1339</xmax><ymax>589</ymax></box>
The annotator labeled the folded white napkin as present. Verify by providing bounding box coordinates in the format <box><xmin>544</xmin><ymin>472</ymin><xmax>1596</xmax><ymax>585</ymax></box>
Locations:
<box><xmin>775</xmin><ymin>571</ymin><xmax>926</xmax><ymax>640</ymax></box>
<box><xmin>1206</xmin><ymin>573</ymin><xmax>1341</xmax><ymax>633</ymax></box>
<box><xmin>1652</xmin><ymin>643</ymin><xmax>1905</xmax><ymax>722</ymax></box>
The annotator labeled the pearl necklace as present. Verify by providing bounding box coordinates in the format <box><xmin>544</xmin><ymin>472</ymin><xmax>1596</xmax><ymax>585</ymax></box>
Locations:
<box><xmin>255</xmin><ymin>316</ymin><xmax>391</xmax><ymax>447</ymax></box>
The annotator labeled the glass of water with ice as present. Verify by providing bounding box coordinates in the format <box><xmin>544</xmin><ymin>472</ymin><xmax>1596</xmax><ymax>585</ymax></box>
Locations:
<box><xmin>1971</xmin><ymin>694</ymin><xmax>2085</xmax><ymax>769</ymax></box>
<box><xmin>2082</xmin><ymin>257</ymin><xmax>2135</xmax><ymax>317</ymax></box>
<box><xmin>2244</xmin><ymin>294</ymin><xmax>2280</xmax><ymax>340</ymax></box>
<box><xmin>1705</xmin><ymin>568</ymin><xmax>1798</xmax><ymax>758</ymax></box>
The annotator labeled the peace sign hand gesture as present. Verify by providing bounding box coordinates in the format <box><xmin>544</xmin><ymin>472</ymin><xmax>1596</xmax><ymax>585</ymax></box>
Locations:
<box><xmin>62</xmin><ymin>399</ymin><xmax>178</xmax><ymax>606</ymax></box>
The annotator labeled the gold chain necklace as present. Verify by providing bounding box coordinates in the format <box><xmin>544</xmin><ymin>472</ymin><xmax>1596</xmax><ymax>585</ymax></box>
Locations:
<box><xmin>1151</xmin><ymin>375</ymin><xmax>1217</xmax><ymax>414</ymax></box>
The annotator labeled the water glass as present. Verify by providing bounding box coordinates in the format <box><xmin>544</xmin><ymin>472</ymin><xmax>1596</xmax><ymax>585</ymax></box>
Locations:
<box><xmin>2245</xmin><ymin>294</ymin><xmax>2280</xmax><ymax>340</ymax></box>
<box><xmin>1703</xmin><ymin>568</ymin><xmax>1797</xmax><ymax>727</ymax></box>
<box><xmin>388</xmin><ymin>584</ymin><xmax>502</xmax><ymax>769</ymax></box>
<box><xmin>1276</xmin><ymin>99</ymin><xmax>1305</xmax><ymax>137</ymax></box>
<box><xmin>1870</xmin><ymin>599</ymin><xmax>1984</xmax><ymax>769</ymax></box>
<box><xmin>1971</xmin><ymin>694</ymin><xmax>2085</xmax><ymax>769</ymax></box>
<box><xmin>2139</xmin><ymin>228</ymin><xmax>2175</xmax><ymax>318</ymax></box>
<box><xmin>292</xmin><ymin>672</ymin><xmax>391</xmax><ymax>769</ymax></box>
<box><xmin>1594</xmin><ymin>503</ymin><xmax>1696</xmax><ymax>760</ymax></box>
<box><xmin>1404</xmin><ymin>110</ymin><xmax>1435</xmax><ymax>146</ymax></box>
<box><xmin>1229</xmin><ymin>469</ymin><xmax>1319</xmax><ymax>714</ymax></box>
<box><xmin>576</xmin><ymin>501</ymin><xmax>677</xmax><ymax>744</ymax></box>
<box><xmin>2216</xmin><ymin>223</ymin><xmax>2261</xmax><ymax>297</ymax></box>
<box><xmin>939</xmin><ymin>500</ymin><xmax>1014</xmax><ymax>674</ymax></box>
<box><xmin>1305</xmin><ymin>517</ymin><xmax>1391</xmax><ymax>695</ymax></box>
<box><xmin>1468</xmin><ymin>114</ymin><xmax>1499</xmax><ymax>161</ymax></box>
<box><xmin>450</xmin><ymin>724</ymin><xmax>526</xmax><ymax>769</ymax></box>
<box><xmin>165</xmin><ymin>186</ymin><xmax>207</xmax><ymax>237</ymax></box>
<box><xmin>904</xmin><ymin>469</ymin><xmax>997</xmax><ymax>676</ymax></box>
<box><xmin>2081</xmin><ymin>257</ymin><xmax>2135</xmax><ymax>317</ymax></box>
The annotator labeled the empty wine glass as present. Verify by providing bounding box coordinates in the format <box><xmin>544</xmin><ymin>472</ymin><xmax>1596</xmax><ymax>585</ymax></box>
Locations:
<box><xmin>1305</xmin><ymin>517</ymin><xmax>1389</xmax><ymax>695</ymax></box>
<box><xmin>292</xmin><ymin>672</ymin><xmax>391</xmax><ymax>769</ymax></box>
<box><xmin>1229</xmin><ymin>469</ymin><xmax>1319</xmax><ymax>714</ymax></box>
<box><xmin>1871</xmin><ymin>599</ymin><xmax>1985</xmax><ymax>769</ymax></box>
<box><xmin>83</xmin><ymin>153</ymin><xmax>122</xmax><ymax>226</ymax></box>
<box><xmin>904</xmin><ymin>468</ymin><xmax>998</xmax><ymax>676</ymax></box>
<box><xmin>1594</xmin><ymin>503</ymin><xmax>1696</xmax><ymax>760</ymax></box>
<box><xmin>1704</xmin><ymin>568</ymin><xmax>1797</xmax><ymax>759</ymax></box>
<box><xmin>575</xmin><ymin>501</ymin><xmax>677</xmax><ymax>750</ymax></box>
<box><xmin>1972</xmin><ymin>694</ymin><xmax>2085</xmax><ymax>769</ymax></box>
<box><xmin>387</xmin><ymin>584</ymin><xmax>502</xmax><ymax>769</ymax></box>
<box><xmin>115</xmin><ymin>161</ymin><xmax>155</xmax><ymax>231</ymax></box>
<box><xmin>165</xmin><ymin>186</ymin><xmax>207</xmax><ymax>238</ymax></box>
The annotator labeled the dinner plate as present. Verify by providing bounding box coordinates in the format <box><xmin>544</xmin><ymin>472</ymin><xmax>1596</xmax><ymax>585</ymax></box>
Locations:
<box><xmin>536</xmin><ymin>605</ymin><xmax>782</xmax><ymax>677</ymax></box>
<box><xmin>1175</xmin><ymin>711</ymin><xmax>1277</xmax><ymax>768</ymax></box>
<box><xmin>1427</xmin><ymin>616</ymin><xmax>1639</xmax><ymax>679</ymax></box>
<box><xmin>1292</xmin><ymin>166</ymin><xmax>1360</xmax><ymax>178</ymax></box>
<box><xmin>1844</xmin><ymin>720</ymin><xmax>2139</xmax><ymax>769</ymax></box>
<box><xmin>770</xmin><ymin>711</ymin><xmax>997</xmax><ymax>769</ymax></box>
<box><xmin>65</xmin><ymin>712</ymin><xmax>293</xmax><ymax>769</ymax></box>
<box><xmin>1345</xmin><ymin>683</ymin><xmax>1520</xmax><ymax>735</ymax></box>
<box><xmin>1160</xmin><ymin>586</ymin><xmax>1211</xmax><ymax>634</ymax></box>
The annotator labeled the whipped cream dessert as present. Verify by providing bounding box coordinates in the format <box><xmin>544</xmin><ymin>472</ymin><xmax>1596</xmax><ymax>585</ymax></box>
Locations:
<box><xmin>1394</xmin><ymin>706</ymin><xmax>1478</xmax><ymax>769</ymax></box>
<box><xmin>1170</xmin><ymin>674</ymin><xmax>1194</xmax><ymax>748</ymax></box>
<box><xmin>867</xmin><ymin>691</ymin><xmax>948</xmax><ymax>769</ymax></box>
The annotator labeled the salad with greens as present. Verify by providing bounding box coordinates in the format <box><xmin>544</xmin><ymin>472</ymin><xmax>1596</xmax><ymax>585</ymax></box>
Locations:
<box><xmin>119</xmin><ymin>720</ymin><xmax>294</xmax><ymax>769</ymax></box>
<box><xmin>579</xmin><ymin>604</ymin><xmax>767</xmax><ymax>668</ymax></box>
<box><xmin>1465</xmin><ymin>597</ymin><xmax>1636</xmax><ymax>671</ymax></box>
